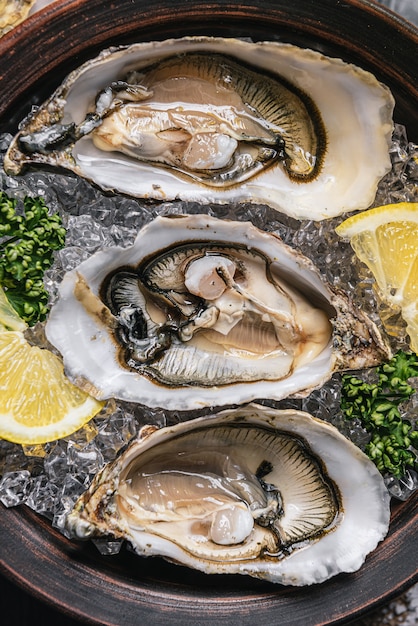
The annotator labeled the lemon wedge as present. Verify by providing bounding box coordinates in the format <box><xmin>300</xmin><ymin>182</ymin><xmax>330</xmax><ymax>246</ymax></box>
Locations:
<box><xmin>0</xmin><ymin>285</ymin><xmax>27</xmax><ymax>332</ymax></box>
<box><xmin>0</xmin><ymin>331</ymin><xmax>104</xmax><ymax>444</ymax></box>
<box><xmin>336</xmin><ymin>202</ymin><xmax>418</xmax><ymax>353</ymax></box>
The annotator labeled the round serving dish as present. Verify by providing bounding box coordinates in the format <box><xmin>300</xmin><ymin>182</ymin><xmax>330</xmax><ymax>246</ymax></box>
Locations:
<box><xmin>0</xmin><ymin>1</ymin><xmax>417</xmax><ymax>624</ymax></box>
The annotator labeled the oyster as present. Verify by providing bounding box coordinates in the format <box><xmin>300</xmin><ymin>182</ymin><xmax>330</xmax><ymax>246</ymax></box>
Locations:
<box><xmin>4</xmin><ymin>37</ymin><xmax>394</xmax><ymax>220</ymax></box>
<box><xmin>45</xmin><ymin>214</ymin><xmax>390</xmax><ymax>410</ymax></box>
<box><xmin>66</xmin><ymin>404</ymin><xmax>391</xmax><ymax>586</ymax></box>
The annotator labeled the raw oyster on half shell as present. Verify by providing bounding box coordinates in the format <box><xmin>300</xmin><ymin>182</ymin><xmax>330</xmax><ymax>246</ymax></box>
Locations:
<box><xmin>66</xmin><ymin>404</ymin><xmax>391</xmax><ymax>586</ymax></box>
<box><xmin>4</xmin><ymin>37</ymin><xmax>394</xmax><ymax>220</ymax></box>
<box><xmin>45</xmin><ymin>214</ymin><xmax>390</xmax><ymax>410</ymax></box>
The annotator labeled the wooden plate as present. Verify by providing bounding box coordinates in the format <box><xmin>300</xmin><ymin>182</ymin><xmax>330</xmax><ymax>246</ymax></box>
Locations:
<box><xmin>0</xmin><ymin>1</ymin><xmax>417</xmax><ymax>623</ymax></box>
<box><xmin>0</xmin><ymin>496</ymin><xmax>416</xmax><ymax>624</ymax></box>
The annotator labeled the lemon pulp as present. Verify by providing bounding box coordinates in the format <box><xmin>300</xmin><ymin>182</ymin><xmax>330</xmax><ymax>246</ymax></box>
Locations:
<box><xmin>336</xmin><ymin>202</ymin><xmax>418</xmax><ymax>353</ymax></box>
<box><xmin>0</xmin><ymin>331</ymin><xmax>104</xmax><ymax>444</ymax></box>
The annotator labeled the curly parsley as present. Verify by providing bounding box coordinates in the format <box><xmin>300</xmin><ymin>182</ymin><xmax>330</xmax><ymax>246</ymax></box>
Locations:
<box><xmin>0</xmin><ymin>191</ymin><xmax>66</xmax><ymax>325</ymax></box>
<box><xmin>341</xmin><ymin>351</ymin><xmax>418</xmax><ymax>478</ymax></box>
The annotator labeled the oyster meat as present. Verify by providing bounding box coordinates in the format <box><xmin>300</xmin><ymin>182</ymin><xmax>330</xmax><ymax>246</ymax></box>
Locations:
<box><xmin>66</xmin><ymin>404</ymin><xmax>391</xmax><ymax>586</ymax></box>
<box><xmin>45</xmin><ymin>214</ymin><xmax>390</xmax><ymax>410</ymax></box>
<box><xmin>4</xmin><ymin>37</ymin><xmax>394</xmax><ymax>220</ymax></box>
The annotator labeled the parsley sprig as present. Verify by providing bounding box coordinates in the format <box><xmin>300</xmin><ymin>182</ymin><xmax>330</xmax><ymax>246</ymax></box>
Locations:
<box><xmin>341</xmin><ymin>351</ymin><xmax>418</xmax><ymax>478</ymax></box>
<box><xmin>0</xmin><ymin>191</ymin><xmax>66</xmax><ymax>325</ymax></box>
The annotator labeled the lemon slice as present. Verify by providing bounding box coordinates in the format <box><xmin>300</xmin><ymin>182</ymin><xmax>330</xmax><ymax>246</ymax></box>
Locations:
<box><xmin>0</xmin><ymin>331</ymin><xmax>104</xmax><ymax>444</ymax></box>
<box><xmin>0</xmin><ymin>286</ymin><xmax>27</xmax><ymax>332</ymax></box>
<box><xmin>336</xmin><ymin>202</ymin><xmax>418</xmax><ymax>353</ymax></box>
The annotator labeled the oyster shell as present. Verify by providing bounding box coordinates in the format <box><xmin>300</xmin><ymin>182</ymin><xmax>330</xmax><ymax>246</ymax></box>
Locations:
<box><xmin>45</xmin><ymin>214</ymin><xmax>390</xmax><ymax>410</ymax></box>
<box><xmin>4</xmin><ymin>37</ymin><xmax>394</xmax><ymax>220</ymax></box>
<box><xmin>66</xmin><ymin>404</ymin><xmax>391</xmax><ymax>586</ymax></box>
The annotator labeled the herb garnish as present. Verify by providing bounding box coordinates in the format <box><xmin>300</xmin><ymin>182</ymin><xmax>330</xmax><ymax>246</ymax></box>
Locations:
<box><xmin>341</xmin><ymin>350</ymin><xmax>418</xmax><ymax>478</ymax></box>
<box><xmin>0</xmin><ymin>191</ymin><xmax>66</xmax><ymax>325</ymax></box>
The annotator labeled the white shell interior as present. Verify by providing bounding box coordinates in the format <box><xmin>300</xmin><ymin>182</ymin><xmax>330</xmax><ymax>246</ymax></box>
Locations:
<box><xmin>45</xmin><ymin>214</ymin><xmax>338</xmax><ymax>410</ymax></box>
<box><xmin>8</xmin><ymin>37</ymin><xmax>394</xmax><ymax>220</ymax></box>
<box><xmin>67</xmin><ymin>405</ymin><xmax>391</xmax><ymax>586</ymax></box>
<box><xmin>72</xmin><ymin>39</ymin><xmax>394</xmax><ymax>219</ymax></box>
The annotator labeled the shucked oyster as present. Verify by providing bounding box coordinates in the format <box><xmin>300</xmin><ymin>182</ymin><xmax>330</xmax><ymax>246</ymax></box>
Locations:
<box><xmin>92</xmin><ymin>52</ymin><xmax>323</xmax><ymax>185</ymax></box>
<box><xmin>66</xmin><ymin>404</ymin><xmax>391</xmax><ymax>586</ymax></box>
<box><xmin>4</xmin><ymin>37</ymin><xmax>394</xmax><ymax>220</ymax></box>
<box><xmin>45</xmin><ymin>214</ymin><xmax>390</xmax><ymax>410</ymax></box>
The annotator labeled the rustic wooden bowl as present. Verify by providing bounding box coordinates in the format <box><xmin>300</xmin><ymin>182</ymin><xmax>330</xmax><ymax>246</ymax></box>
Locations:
<box><xmin>0</xmin><ymin>1</ymin><xmax>417</xmax><ymax>624</ymax></box>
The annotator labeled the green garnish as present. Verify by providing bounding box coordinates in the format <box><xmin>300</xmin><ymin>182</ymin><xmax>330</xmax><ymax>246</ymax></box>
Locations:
<box><xmin>0</xmin><ymin>191</ymin><xmax>66</xmax><ymax>326</ymax></box>
<box><xmin>341</xmin><ymin>350</ymin><xmax>418</xmax><ymax>478</ymax></box>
